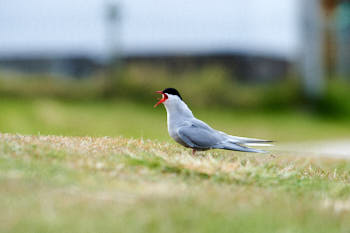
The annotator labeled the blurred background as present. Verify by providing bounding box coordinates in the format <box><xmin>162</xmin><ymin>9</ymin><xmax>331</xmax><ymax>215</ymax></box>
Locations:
<box><xmin>0</xmin><ymin>0</ymin><xmax>349</xmax><ymax>142</ymax></box>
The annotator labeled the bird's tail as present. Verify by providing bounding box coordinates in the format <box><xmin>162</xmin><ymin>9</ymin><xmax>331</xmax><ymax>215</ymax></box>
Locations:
<box><xmin>217</xmin><ymin>142</ymin><xmax>268</xmax><ymax>153</ymax></box>
<box><xmin>218</xmin><ymin>132</ymin><xmax>274</xmax><ymax>147</ymax></box>
<box><xmin>243</xmin><ymin>142</ymin><xmax>273</xmax><ymax>147</ymax></box>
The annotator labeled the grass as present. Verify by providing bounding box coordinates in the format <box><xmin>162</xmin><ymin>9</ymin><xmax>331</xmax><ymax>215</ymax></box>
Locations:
<box><xmin>1</xmin><ymin>66</ymin><xmax>350</xmax><ymax>232</ymax></box>
<box><xmin>1</xmin><ymin>133</ymin><xmax>350</xmax><ymax>233</ymax></box>
<box><xmin>1</xmin><ymin>97</ymin><xmax>350</xmax><ymax>142</ymax></box>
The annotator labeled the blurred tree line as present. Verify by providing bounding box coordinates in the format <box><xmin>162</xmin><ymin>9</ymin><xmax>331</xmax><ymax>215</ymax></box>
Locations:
<box><xmin>1</xmin><ymin>63</ymin><xmax>350</xmax><ymax>119</ymax></box>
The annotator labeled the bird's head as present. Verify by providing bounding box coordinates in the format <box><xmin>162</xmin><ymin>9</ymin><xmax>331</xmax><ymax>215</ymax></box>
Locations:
<box><xmin>154</xmin><ymin>88</ymin><xmax>182</xmax><ymax>107</ymax></box>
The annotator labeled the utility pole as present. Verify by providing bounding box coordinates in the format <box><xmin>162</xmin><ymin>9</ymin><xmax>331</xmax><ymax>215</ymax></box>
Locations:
<box><xmin>300</xmin><ymin>0</ymin><xmax>325</xmax><ymax>99</ymax></box>
<box><xmin>104</xmin><ymin>1</ymin><xmax>122</xmax><ymax>97</ymax></box>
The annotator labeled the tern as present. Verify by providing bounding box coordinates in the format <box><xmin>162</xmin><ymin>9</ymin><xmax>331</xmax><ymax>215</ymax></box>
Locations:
<box><xmin>154</xmin><ymin>88</ymin><xmax>273</xmax><ymax>155</ymax></box>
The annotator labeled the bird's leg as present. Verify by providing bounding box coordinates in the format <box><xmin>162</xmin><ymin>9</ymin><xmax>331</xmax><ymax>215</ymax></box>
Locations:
<box><xmin>192</xmin><ymin>149</ymin><xmax>196</xmax><ymax>155</ymax></box>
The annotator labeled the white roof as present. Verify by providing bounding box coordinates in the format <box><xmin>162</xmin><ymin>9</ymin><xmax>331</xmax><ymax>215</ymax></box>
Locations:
<box><xmin>0</xmin><ymin>0</ymin><xmax>300</xmax><ymax>60</ymax></box>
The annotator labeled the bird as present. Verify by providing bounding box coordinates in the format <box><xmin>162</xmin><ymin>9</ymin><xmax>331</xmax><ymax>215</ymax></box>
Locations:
<box><xmin>154</xmin><ymin>88</ymin><xmax>273</xmax><ymax>155</ymax></box>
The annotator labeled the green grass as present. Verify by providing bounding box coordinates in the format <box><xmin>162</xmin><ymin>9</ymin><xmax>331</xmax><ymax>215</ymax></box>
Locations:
<box><xmin>1</xmin><ymin>97</ymin><xmax>350</xmax><ymax>142</ymax></box>
<box><xmin>2</xmin><ymin>65</ymin><xmax>350</xmax><ymax>232</ymax></box>
<box><xmin>1</xmin><ymin>133</ymin><xmax>350</xmax><ymax>233</ymax></box>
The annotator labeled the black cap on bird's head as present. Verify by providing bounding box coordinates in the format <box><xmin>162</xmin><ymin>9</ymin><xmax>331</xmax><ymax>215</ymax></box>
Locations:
<box><xmin>154</xmin><ymin>88</ymin><xmax>182</xmax><ymax>107</ymax></box>
<box><xmin>162</xmin><ymin>88</ymin><xmax>182</xmax><ymax>100</ymax></box>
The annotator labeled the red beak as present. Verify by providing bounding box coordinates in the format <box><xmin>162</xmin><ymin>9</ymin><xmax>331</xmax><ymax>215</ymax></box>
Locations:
<box><xmin>154</xmin><ymin>91</ymin><xmax>168</xmax><ymax>107</ymax></box>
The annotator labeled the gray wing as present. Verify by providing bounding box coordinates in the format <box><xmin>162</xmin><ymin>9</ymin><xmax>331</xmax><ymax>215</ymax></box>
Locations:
<box><xmin>177</xmin><ymin>119</ymin><xmax>269</xmax><ymax>153</ymax></box>
<box><xmin>177</xmin><ymin>123</ymin><xmax>224</xmax><ymax>149</ymax></box>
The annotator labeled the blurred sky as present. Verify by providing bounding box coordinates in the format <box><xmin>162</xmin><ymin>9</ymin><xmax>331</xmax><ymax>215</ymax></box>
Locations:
<box><xmin>0</xmin><ymin>0</ymin><xmax>300</xmax><ymax>59</ymax></box>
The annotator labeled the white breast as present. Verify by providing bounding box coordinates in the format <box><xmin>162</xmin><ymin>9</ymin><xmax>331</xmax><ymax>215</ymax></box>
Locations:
<box><xmin>162</xmin><ymin>94</ymin><xmax>194</xmax><ymax>141</ymax></box>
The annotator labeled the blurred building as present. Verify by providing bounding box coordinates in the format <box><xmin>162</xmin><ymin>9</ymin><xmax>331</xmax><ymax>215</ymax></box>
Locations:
<box><xmin>0</xmin><ymin>55</ymin><xmax>102</xmax><ymax>78</ymax></box>
<box><xmin>0</xmin><ymin>52</ymin><xmax>288</xmax><ymax>82</ymax></box>
<box><xmin>1</xmin><ymin>0</ymin><xmax>347</xmax><ymax>82</ymax></box>
<box><xmin>124</xmin><ymin>53</ymin><xmax>289</xmax><ymax>83</ymax></box>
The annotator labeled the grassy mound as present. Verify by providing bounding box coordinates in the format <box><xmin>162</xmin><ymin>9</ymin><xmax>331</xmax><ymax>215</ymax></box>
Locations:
<box><xmin>1</xmin><ymin>133</ymin><xmax>350</xmax><ymax>233</ymax></box>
